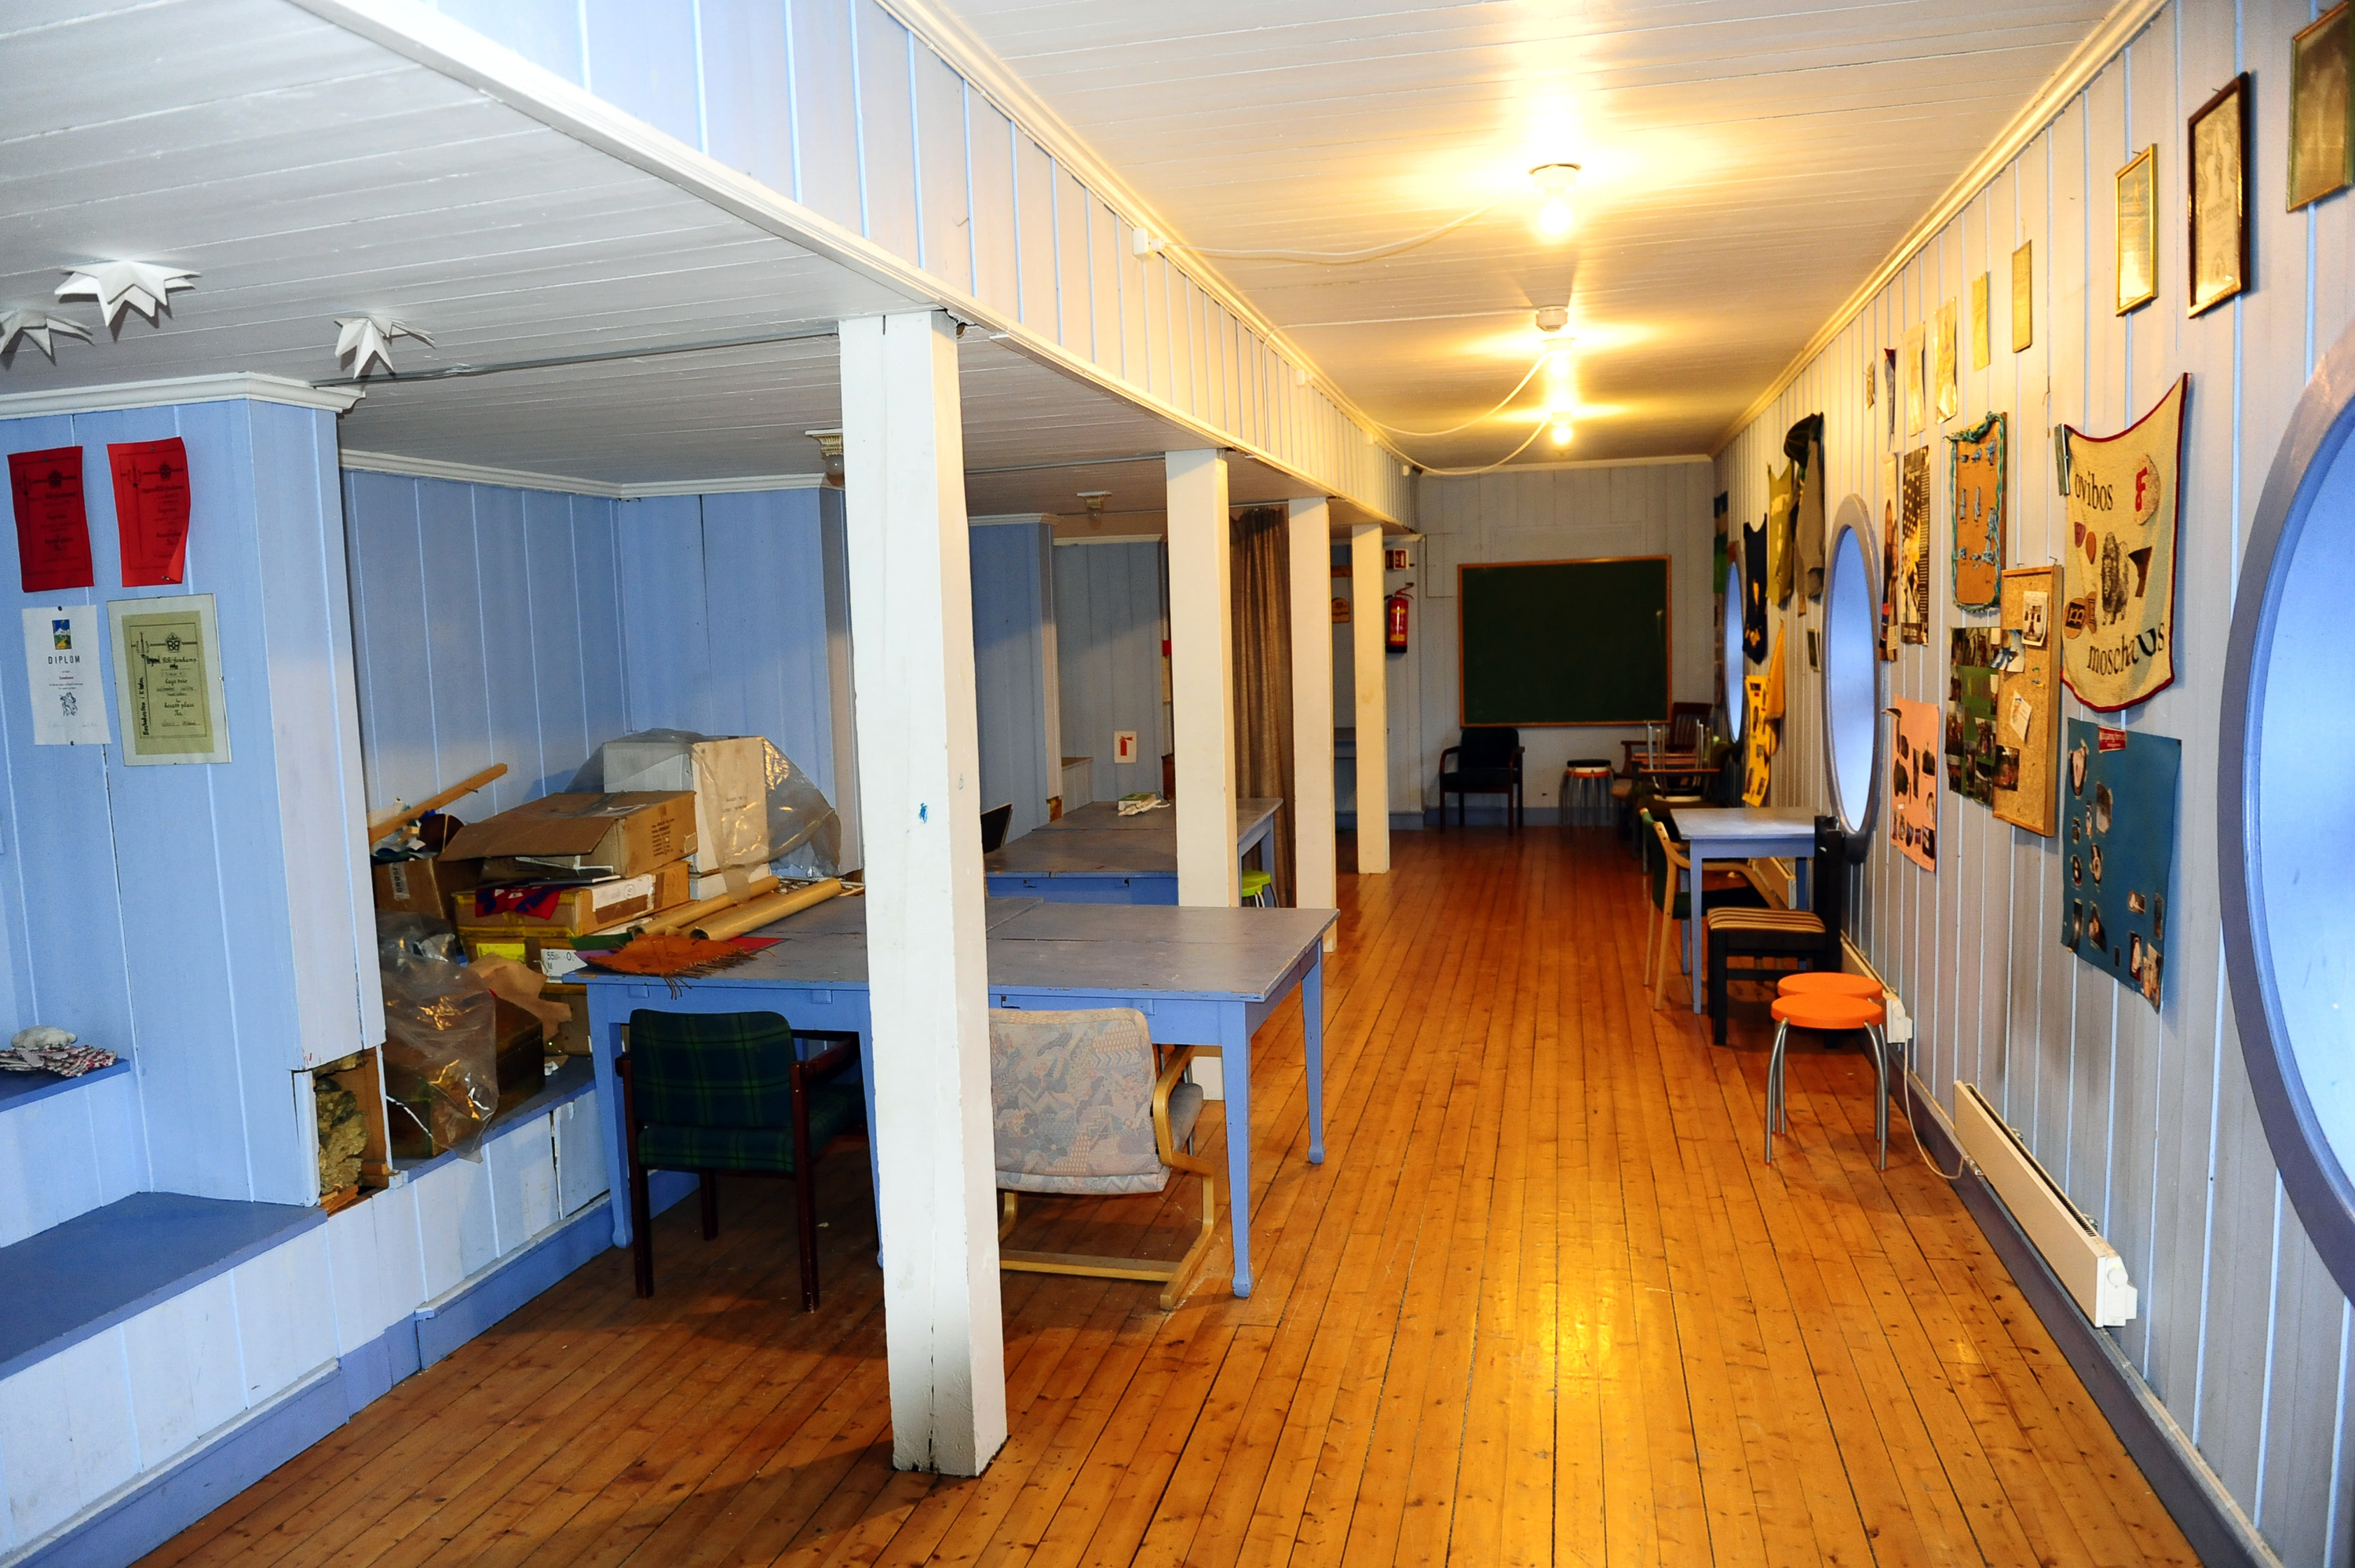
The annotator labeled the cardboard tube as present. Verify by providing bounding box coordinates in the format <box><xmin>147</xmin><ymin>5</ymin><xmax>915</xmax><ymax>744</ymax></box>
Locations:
<box><xmin>639</xmin><ymin>874</ymin><xmax>780</xmax><ymax>935</ymax></box>
<box><xmin>692</xmin><ymin>878</ymin><xmax>844</xmax><ymax>939</ymax></box>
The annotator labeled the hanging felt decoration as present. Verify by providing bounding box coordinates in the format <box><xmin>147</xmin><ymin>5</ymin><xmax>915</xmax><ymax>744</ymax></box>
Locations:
<box><xmin>2060</xmin><ymin>377</ymin><xmax>2186</xmax><ymax>709</ymax></box>
<box><xmin>1741</xmin><ymin>519</ymin><xmax>1769</xmax><ymax>664</ymax></box>
<box><xmin>1948</xmin><ymin>411</ymin><xmax>2006</xmax><ymax>611</ymax></box>
<box><xmin>2058</xmin><ymin>721</ymin><xmax>2179</xmax><ymax>1012</ymax></box>
<box><xmin>1765</xmin><ymin>461</ymin><xmax>1797</xmax><ymax>605</ymax></box>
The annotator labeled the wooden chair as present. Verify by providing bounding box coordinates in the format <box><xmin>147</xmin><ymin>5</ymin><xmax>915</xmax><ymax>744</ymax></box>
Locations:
<box><xmin>1641</xmin><ymin>813</ymin><xmax>1765</xmax><ymax>1008</ymax></box>
<box><xmin>1703</xmin><ymin>816</ymin><xmax>1849</xmax><ymax>1045</ymax></box>
<box><xmin>1438</xmin><ymin>727</ymin><xmax>1525</xmax><ymax>828</ymax></box>
<box><xmin>619</xmin><ymin>1009</ymin><xmax>869</xmax><ymax>1309</ymax></box>
<box><xmin>989</xmin><ymin>1008</ymin><xmax>1217</xmax><ymax>1310</ymax></box>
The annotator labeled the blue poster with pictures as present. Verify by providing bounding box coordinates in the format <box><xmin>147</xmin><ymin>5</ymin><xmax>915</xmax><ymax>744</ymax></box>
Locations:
<box><xmin>2058</xmin><ymin>720</ymin><xmax>2180</xmax><ymax>1011</ymax></box>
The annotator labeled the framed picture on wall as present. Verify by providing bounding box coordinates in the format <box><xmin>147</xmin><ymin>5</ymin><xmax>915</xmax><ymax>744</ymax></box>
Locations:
<box><xmin>2116</xmin><ymin>144</ymin><xmax>2158</xmax><ymax>314</ymax></box>
<box><xmin>2189</xmin><ymin>74</ymin><xmax>2251</xmax><ymax>316</ymax></box>
<box><xmin>1970</xmin><ymin>272</ymin><xmax>1992</xmax><ymax>370</ymax></box>
<box><xmin>1904</xmin><ymin>323</ymin><xmax>1926</xmax><ymax>436</ymax></box>
<box><xmin>2291</xmin><ymin>4</ymin><xmax>2353</xmax><ymax>210</ymax></box>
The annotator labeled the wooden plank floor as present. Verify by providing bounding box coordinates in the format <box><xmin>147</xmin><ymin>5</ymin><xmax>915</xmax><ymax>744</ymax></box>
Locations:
<box><xmin>143</xmin><ymin>829</ymin><xmax>2196</xmax><ymax>1566</ymax></box>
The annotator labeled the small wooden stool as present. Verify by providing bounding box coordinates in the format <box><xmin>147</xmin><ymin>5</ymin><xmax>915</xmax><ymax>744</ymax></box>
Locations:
<box><xmin>1776</xmin><ymin>972</ymin><xmax>1884</xmax><ymax>1001</ymax></box>
<box><xmin>1561</xmin><ymin>760</ymin><xmax>1613</xmax><ymax>827</ymax></box>
<box><xmin>1765</xmin><ymin>992</ymin><xmax>1888</xmax><ymax>1169</ymax></box>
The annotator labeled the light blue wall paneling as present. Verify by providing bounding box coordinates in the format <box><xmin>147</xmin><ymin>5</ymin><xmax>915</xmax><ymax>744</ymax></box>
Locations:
<box><xmin>342</xmin><ymin>472</ymin><xmax>627</xmax><ymax>812</ymax></box>
<box><xmin>403</xmin><ymin>0</ymin><xmax>1414</xmax><ymax>524</ymax></box>
<box><xmin>1052</xmin><ymin>541</ymin><xmax>1166</xmax><ymax>804</ymax></box>
<box><xmin>617</xmin><ymin>489</ymin><xmax>843</xmax><ymax>810</ymax></box>
<box><xmin>0</xmin><ymin>399</ymin><xmax>376</xmax><ymax>1212</ymax></box>
<box><xmin>968</xmin><ymin>523</ymin><xmax>1053</xmax><ymax>841</ymax></box>
<box><xmin>1714</xmin><ymin>4</ymin><xmax>2355</xmax><ymax>1559</ymax></box>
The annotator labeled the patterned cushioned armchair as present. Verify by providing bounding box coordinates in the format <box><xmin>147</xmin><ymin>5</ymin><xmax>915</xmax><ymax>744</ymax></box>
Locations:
<box><xmin>989</xmin><ymin>1008</ymin><xmax>1218</xmax><ymax>1310</ymax></box>
<box><xmin>619</xmin><ymin>1009</ymin><xmax>868</xmax><ymax>1310</ymax></box>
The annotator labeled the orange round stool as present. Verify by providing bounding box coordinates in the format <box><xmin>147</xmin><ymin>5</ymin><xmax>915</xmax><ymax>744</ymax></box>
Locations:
<box><xmin>1765</xmin><ymin>991</ymin><xmax>1889</xmax><ymax>1169</ymax></box>
<box><xmin>1776</xmin><ymin>972</ymin><xmax>1883</xmax><ymax>1001</ymax></box>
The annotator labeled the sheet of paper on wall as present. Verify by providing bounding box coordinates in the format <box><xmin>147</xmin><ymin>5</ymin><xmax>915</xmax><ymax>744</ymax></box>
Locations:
<box><xmin>108</xmin><ymin>593</ymin><xmax>230</xmax><ymax>764</ymax></box>
<box><xmin>20</xmin><ymin>605</ymin><xmax>111</xmax><ymax>746</ymax></box>
<box><xmin>108</xmin><ymin>437</ymin><xmax>192</xmax><ymax>587</ymax></box>
<box><xmin>8</xmin><ymin>447</ymin><xmax>95</xmax><ymax>593</ymax></box>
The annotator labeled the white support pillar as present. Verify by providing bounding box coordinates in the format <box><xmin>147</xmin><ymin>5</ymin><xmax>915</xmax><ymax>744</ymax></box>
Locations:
<box><xmin>839</xmin><ymin>310</ymin><xmax>1007</xmax><ymax>1478</ymax></box>
<box><xmin>1167</xmin><ymin>449</ymin><xmax>1239</xmax><ymax>908</ymax></box>
<box><xmin>1349</xmin><ymin>522</ymin><xmax>1391</xmax><ymax>872</ymax></box>
<box><xmin>1287</xmin><ymin>498</ymin><xmax>1338</xmax><ymax>947</ymax></box>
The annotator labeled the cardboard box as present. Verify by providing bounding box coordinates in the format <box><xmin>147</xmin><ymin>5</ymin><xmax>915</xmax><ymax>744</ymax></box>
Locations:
<box><xmin>603</xmin><ymin>735</ymin><xmax>772</xmax><ymax>873</ymax></box>
<box><xmin>440</xmin><ymin>792</ymin><xmax>696</xmax><ymax>880</ymax></box>
<box><xmin>545</xmin><ymin>983</ymin><xmax>592</xmax><ymax>1056</ymax></box>
<box><xmin>372</xmin><ymin>855</ymin><xmax>481</xmax><ymax>919</ymax></box>
<box><xmin>685</xmin><ymin>862</ymin><xmax>776</xmax><ymax>903</ymax></box>
<box><xmin>452</xmin><ymin>859</ymin><xmax>688</xmax><ymax>933</ymax></box>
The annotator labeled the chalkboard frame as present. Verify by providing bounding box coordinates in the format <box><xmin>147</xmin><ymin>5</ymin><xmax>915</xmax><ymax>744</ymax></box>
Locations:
<box><xmin>1457</xmin><ymin>555</ymin><xmax>1674</xmax><ymax>727</ymax></box>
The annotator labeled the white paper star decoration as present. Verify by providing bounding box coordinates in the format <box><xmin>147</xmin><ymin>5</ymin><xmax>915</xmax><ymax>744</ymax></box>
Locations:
<box><xmin>55</xmin><ymin>261</ymin><xmax>199</xmax><ymax>326</ymax></box>
<box><xmin>334</xmin><ymin>315</ymin><xmax>433</xmax><ymax>378</ymax></box>
<box><xmin>0</xmin><ymin>310</ymin><xmax>93</xmax><ymax>361</ymax></box>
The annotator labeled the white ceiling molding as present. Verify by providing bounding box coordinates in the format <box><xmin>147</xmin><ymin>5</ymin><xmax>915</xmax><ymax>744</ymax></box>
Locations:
<box><xmin>0</xmin><ymin>373</ymin><xmax>362</xmax><ymax>418</ymax></box>
<box><xmin>969</xmin><ymin>513</ymin><xmax>1050</xmax><ymax>527</ymax></box>
<box><xmin>1422</xmin><ymin>454</ymin><xmax>1711</xmax><ymax>481</ymax></box>
<box><xmin>339</xmin><ymin>447</ymin><xmax>825</xmax><ymax>499</ymax></box>
<box><xmin>1713</xmin><ymin>0</ymin><xmax>2169</xmax><ymax>453</ymax></box>
<box><xmin>282</xmin><ymin>0</ymin><xmax>1404</xmax><ymax>525</ymax></box>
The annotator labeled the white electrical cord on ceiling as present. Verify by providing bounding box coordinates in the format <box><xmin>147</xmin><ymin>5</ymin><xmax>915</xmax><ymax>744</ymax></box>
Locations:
<box><xmin>1410</xmin><ymin>416</ymin><xmax>1556</xmax><ymax>476</ymax></box>
<box><xmin>1166</xmin><ymin>193</ymin><xmax>1517</xmax><ymax>265</ymax></box>
<box><xmin>1368</xmin><ymin>351</ymin><xmax>1554</xmax><ymax>439</ymax></box>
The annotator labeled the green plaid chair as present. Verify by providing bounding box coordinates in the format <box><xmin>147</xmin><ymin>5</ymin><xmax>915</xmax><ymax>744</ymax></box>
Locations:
<box><xmin>619</xmin><ymin>1009</ymin><xmax>867</xmax><ymax>1310</ymax></box>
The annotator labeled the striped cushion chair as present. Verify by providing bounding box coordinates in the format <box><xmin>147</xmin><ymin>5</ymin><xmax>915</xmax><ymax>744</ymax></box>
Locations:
<box><xmin>620</xmin><ymin>1009</ymin><xmax>868</xmax><ymax>1310</ymax></box>
<box><xmin>990</xmin><ymin>1008</ymin><xmax>1218</xmax><ymax>1310</ymax></box>
<box><xmin>1703</xmin><ymin>816</ymin><xmax>1849</xmax><ymax>1045</ymax></box>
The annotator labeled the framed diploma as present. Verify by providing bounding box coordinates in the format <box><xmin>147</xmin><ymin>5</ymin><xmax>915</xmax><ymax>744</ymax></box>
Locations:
<box><xmin>108</xmin><ymin>593</ymin><xmax>230</xmax><ymax>764</ymax></box>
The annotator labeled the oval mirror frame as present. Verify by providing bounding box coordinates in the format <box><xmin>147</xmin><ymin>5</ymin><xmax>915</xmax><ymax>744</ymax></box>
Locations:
<box><xmin>2222</xmin><ymin>315</ymin><xmax>2355</xmax><ymax>1303</ymax></box>
<box><xmin>1724</xmin><ymin>547</ymin><xmax>1747</xmax><ymax>745</ymax></box>
<box><xmin>1821</xmin><ymin>496</ymin><xmax>1884</xmax><ymax>840</ymax></box>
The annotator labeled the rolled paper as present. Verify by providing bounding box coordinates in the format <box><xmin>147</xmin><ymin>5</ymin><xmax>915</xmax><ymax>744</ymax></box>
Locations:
<box><xmin>638</xmin><ymin>873</ymin><xmax>780</xmax><ymax>935</ymax></box>
<box><xmin>690</xmin><ymin>877</ymin><xmax>843</xmax><ymax>940</ymax></box>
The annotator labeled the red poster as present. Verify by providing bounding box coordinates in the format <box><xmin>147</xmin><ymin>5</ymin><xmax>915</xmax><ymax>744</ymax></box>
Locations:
<box><xmin>7</xmin><ymin>447</ymin><xmax>95</xmax><ymax>593</ymax></box>
<box><xmin>109</xmin><ymin>437</ymin><xmax>192</xmax><ymax>586</ymax></box>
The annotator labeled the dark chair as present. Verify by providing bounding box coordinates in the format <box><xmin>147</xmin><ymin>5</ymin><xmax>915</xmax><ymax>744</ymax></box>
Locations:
<box><xmin>980</xmin><ymin>803</ymin><xmax>1015</xmax><ymax>852</ymax></box>
<box><xmin>1438</xmin><ymin>727</ymin><xmax>1526</xmax><ymax>828</ymax></box>
<box><xmin>619</xmin><ymin>1009</ymin><xmax>869</xmax><ymax>1309</ymax></box>
<box><xmin>1704</xmin><ymin>816</ymin><xmax>1849</xmax><ymax>1045</ymax></box>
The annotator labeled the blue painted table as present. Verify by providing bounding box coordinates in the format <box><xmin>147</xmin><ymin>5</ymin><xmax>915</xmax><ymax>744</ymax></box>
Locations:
<box><xmin>581</xmin><ymin>893</ymin><xmax>1336</xmax><ymax>1297</ymax></box>
<box><xmin>984</xmin><ymin>797</ymin><xmax>1281</xmax><ymax>903</ymax></box>
<box><xmin>1674</xmin><ymin>807</ymin><xmax>1818</xmax><ymax>1012</ymax></box>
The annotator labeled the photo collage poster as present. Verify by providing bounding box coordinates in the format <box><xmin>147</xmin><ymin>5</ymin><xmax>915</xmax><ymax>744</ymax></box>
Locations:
<box><xmin>1891</xmin><ymin>697</ymin><xmax>1939</xmax><ymax>870</ymax></box>
<box><xmin>1899</xmin><ymin>446</ymin><xmax>1931</xmax><ymax>644</ymax></box>
<box><xmin>2060</xmin><ymin>720</ymin><xmax>2181</xmax><ymax>1012</ymax></box>
<box><xmin>1945</xmin><ymin>627</ymin><xmax>2002</xmax><ymax>807</ymax></box>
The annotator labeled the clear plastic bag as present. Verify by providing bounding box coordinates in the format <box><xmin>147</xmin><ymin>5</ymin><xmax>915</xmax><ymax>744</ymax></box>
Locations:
<box><xmin>570</xmin><ymin>728</ymin><xmax>841</xmax><ymax>877</ymax></box>
<box><xmin>376</xmin><ymin>914</ymin><xmax>500</xmax><ymax>1156</ymax></box>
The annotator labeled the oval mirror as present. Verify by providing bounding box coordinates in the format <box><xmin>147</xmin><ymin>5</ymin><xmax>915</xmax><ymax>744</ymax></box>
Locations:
<box><xmin>1822</xmin><ymin>495</ymin><xmax>1883</xmax><ymax>838</ymax></box>
<box><xmin>1723</xmin><ymin>547</ymin><xmax>1747</xmax><ymax>744</ymax></box>
<box><xmin>2224</xmin><ymin>317</ymin><xmax>2355</xmax><ymax>1301</ymax></box>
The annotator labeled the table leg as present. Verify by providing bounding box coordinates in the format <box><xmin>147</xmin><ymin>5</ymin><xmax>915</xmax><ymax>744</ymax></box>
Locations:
<box><xmin>1687</xmin><ymin>847</ymin><xmax>1707</xmax><ymax>1013</ymax></box>
<box><xmin>1221</xmin><ymin>1008</ymin><xmax>1254</xmax><ymax>1297</ymax></box>
<box><xmin>1304</xmin><ymin>948</ymin><xmax>1327</xmax><ymax>1165</ymax></box>
<box><xmin>589</xmin><ymin>991</ymin><xmax>631</xmax><ymax>1247</ymax></box>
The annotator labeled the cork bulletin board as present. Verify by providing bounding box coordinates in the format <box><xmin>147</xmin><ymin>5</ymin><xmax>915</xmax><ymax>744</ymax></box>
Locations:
<box><xmin>1993</xmin><ymin>565</ymin><xmax>2061</xmax><ymax>836</ymax></box>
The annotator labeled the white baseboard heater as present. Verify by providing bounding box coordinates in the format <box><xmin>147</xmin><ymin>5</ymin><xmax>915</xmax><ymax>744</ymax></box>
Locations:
<box><xmin>1953</xmin><ymin>1081</ymin><xmax>2138</xmax><ymax>1327</ymax></box>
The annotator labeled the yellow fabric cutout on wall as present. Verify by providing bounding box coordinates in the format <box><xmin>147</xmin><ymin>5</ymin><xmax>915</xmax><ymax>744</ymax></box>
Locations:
<box><xmin>1742</xmin><ymin>635</ymin><xmax>1786</xmax><ymax>806</ymax></box>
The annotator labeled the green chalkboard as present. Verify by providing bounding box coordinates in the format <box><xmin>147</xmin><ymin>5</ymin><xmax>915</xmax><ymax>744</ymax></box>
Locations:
<box><xmin>1459</xmin><ymin>557</ymin><xmax>1671</xmax><ymax>726</ymax></box>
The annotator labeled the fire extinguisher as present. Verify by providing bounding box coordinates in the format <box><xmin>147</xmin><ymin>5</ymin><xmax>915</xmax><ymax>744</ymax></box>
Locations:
<box><xmin>1385</xmin><ymin>585</ymin><xmax>1411</xmax><ymax>651</ymax></box>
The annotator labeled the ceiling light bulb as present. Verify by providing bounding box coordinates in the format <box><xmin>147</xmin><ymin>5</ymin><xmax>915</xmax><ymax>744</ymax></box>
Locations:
<box><xmin>1548</xmin><ymin>416</ymin><xmax>1575</xmax><ymax>447</ymax></box>
<box><xmin>1530</xmin><ymin>163</ymin><xmax>1580</xmax><ymax>240</ymax></box>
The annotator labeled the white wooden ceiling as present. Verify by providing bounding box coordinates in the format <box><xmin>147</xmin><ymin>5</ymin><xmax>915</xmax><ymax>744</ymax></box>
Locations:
<box><xmin>934</xmin><ymin>0</ymin><xmax>2114</xmax><ymax>466</ymax></box>
<box><xmin>0</xmin><ymin>0</ymin><xmax>1331</xmax><ymax>514</ymax></box>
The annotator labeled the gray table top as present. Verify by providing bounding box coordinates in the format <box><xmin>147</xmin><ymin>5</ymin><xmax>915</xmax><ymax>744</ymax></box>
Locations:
<box><xmin>590</xmin><ymin>895</ymin><xmax>1335</xmax><ymax>1002</ymax></box>
<box><xmin>984</xmin><ymin>830</ymin><xmax>1174</xmax><ymax>876</ymax></box>
<box><xmin>1672</xmin><ymin>806</ymin><xmax>1820</xmax><ymax>844</ymax></box>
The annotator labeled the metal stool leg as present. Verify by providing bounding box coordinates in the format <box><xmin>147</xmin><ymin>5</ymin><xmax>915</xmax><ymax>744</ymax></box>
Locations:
<box><xmin>1765</xmin><ymin>1019</ymin><xmax>1790</xmax><ymax>1163</ymax></box>
<box><xmin>1866</xmin><ymin>1023</ymin><xmax>1889</xmax><ymax>1169</ymax></box>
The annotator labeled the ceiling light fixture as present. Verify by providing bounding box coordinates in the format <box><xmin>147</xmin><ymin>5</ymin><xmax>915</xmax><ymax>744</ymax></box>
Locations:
<box><xmin>0</xmin><ymin>310</ymin><xmax>93</xmax><ymax>362</ymax></box>
<box><xmin>55</xmin><ymin>261</ymin><xmax>197</xmax><ymax>327</ymax></box>
<box><xmin>807</xmin><ymin>428</ymin><xmax>845</xmax><ymax>487</ymax></box>
<box><xmin>1530</xmin><ymin>163</ymin><xmax>1580</xmax><ymax>239</ymax></box>
<box><xmin>1535</xmin><ymin>304</ymin><xmax>1571</xmax><ymax>335</ymax></box>
<box><xmin>1548</xmin><ymin>416</ymin><xmax>1575</xmax><ymax>447</ymax></box>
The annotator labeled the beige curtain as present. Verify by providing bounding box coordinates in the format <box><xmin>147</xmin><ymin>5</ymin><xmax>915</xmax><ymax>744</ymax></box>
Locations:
<box><xmin>1229</xmin><ymin>506</ymin><xmax>1296</xmax><ymax>903</ymax></box>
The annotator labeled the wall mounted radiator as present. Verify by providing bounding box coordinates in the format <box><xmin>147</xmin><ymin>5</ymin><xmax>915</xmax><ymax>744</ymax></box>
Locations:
<box><xmin>1953</xmin><ymin>1081</ymin><xmax>2138</xmax><ymax>1328</ymax></box>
